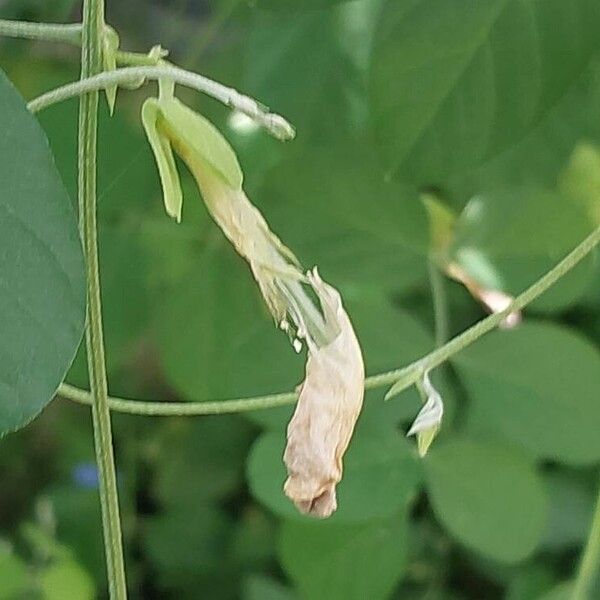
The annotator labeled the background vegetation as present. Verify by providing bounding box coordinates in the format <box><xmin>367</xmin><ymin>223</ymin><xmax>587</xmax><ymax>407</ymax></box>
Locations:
<box><xmin>2</xmin><ymin>0</ymin><xmax>600</xmax><ymax>598</ymax></box>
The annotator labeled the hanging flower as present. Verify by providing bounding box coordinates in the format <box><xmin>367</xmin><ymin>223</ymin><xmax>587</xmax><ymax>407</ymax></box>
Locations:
<box><xmin>283</xmin><ymin>270</ymin><xmax>364</xmax><ymax>517</ymax></box>
<box><xmin>142</xmin><ymin>82</ymin><xmax>365</xmax><ymax>517</ymax></box>
<box><xmin>407</xmin><ymin>371</ymin><xmax>444</xmax><ymax>457</ymax></box>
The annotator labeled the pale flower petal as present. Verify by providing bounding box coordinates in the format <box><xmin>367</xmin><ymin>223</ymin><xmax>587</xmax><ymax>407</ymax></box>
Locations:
<box><xmin>283</xmin><ymin>270</ymin><xmax>365</xmax><ymax>518</ymax></box>
<box><xmin>408</xmin><ymin>372</ymin><xmax>444</xmax><ymax>457</ymax></box>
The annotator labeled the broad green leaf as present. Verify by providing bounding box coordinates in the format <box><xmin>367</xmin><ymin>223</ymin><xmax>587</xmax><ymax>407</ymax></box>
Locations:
<box><xmin>152</xmin><ymin>417</ymin><xmax>254</xmax><ymax>509</ymax></box>
<box><xmin>558</xmin><ymin>142</ymin><xmax>600</xmax><ymax>225</ymax></box>
<box><xmin>456</xmin><ymin>322</ymin><xmax>600</xmax><ymax>465</ymax></box>
<box><xmin>447</xmin><ymin>58</ymin><xmax>600</xmax><ymax>199</ymax></box>
<box><xmin>40</xmin><ymin>558</ymin><xmax>95</xmax><ymax>600</ymax></box>
<box><xmin>450</xmin><ymin>189</ymin><xmax>596</xmax><ymax>312</ymax></box>
<box><xmin>279</xmin><ymin>515</ymin><xmax>408</xmax><ymax>600</ymax></box>
<box><xmin>424</xmin><ymin>439</ymin><xmax>547</xmax><ymax>562</ymax></box>
<box><xmin>155</xmin><ymin>243</ymin><xmax>303</xmax><ymax>404</ymax></box>
<box><xmin>506</xmin><ymin>564</ymin><xmax>556</xmax><ymax>600</ymax></box>
<box><xmin>243</xmin><ymin>575</ymin><xmax>295</xmax><ymax>600</ymax></box>
<box><xmin>0</xmin><ymin>543</ymin><xmax>30</xmax><ymax>599</ymax></box>
<box><xmin>67</xmin><ymin>227</ymin><xmax>150</xmax><ymax>389</ymax></box>
<box><xmin>243</xmin><ymin>9</ymin><xmax>355</xmax><ymax>140</ymax></box>
<box><xmin>540</xmin><ymin>472</ymin><xmax>595</xmax><ymax>551</ymax></box>
<box><xmin>370</xmin><ymin>0</ymin><xmax>600</xmax><ymax>184</ymax></box>
<box><xmin>247</xmin><ymin>428</ymin><xmax>421</xmax><ymax>522</ymax></box>
<box><xmin>537</xmin><ymin>582</ymin><xmax>576</xmax><ymax>600</ymax></box>
<box><xmin>144</xmin><ymin>506</ymin><xmax>235</xmax><ymax>594</ymax></box>
<box><xmin>0</xmin><ymin>69</ymin><xmax>85</xmax><ymax>436</ymax></box>
<box><xmin>257</xmin><ymin>148</ymin><xmax>429</xmax><ymax>292</ymax></box>
<box><xmin>250</xmin><ymin>0</ymin><xmax>353</xmax><ymax>10</ymax></box>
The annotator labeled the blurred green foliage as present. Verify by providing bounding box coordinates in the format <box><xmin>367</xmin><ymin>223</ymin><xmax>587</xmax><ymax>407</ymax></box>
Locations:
<box><xmin>2</xmin><ymin>0</ymin><xmax>600</xmax><ymax>598</ymax></box>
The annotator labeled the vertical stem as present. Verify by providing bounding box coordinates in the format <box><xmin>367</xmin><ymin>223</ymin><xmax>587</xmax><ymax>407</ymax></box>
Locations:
<box><xmin>573</xmin><ymin>476</ymin><xmax>600</xmax><ymax>599</ymax></box>
<box><xmin>78</xmin><ymin>0</ymin><xmax>127</xmax><ymax>597</ymax></box>
<box><xmin>428</xmin><ymin>258</ymin><xmax>449</xmax><ymax>348</ymax></box>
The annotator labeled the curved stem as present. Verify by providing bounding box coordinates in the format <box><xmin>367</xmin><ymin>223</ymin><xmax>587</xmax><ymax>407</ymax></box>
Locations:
<box><xmin>383</xmin><ymin>222</ymin><xmax>600</xmax><ymax>399</ymax></box>
<box><xmin>573</xmin><ymin>475</ymin><xmax>600</xmax><ymax>599</ymax></box>
<box><xmin>78</xmin><ymin>1</ymin><xmax>127</xmax><ymax>597</ymax></box>
<box><xmin>26</xmin><ymin>64</ymin><xmax>295</xmax><ymax>141</ymax></box>
<box><xmin>59</xmin><ymin>382</ymin><xmax>297</xmax><ymax>415</ymax></box>
<box><xmin>0</xmin><ymin>19</ymin><xmax>81</xmax><ymax>44</ymax></box>
<box><xmin>59</xmin><ymin>223</ymin><xmax>600</xmax><ymax>416</ymax></box>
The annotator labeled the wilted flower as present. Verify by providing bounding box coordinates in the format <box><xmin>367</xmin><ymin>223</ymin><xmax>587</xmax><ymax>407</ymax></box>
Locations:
<box><xmin>407</xmin><ymin>371</ymin><xmax>444</xmax><ymax>457</ymax></box>
<box><xmin>445</xmin><ymin>262</ymin><xmax>521</xmax><ymax>329</ymax></box>
<box><xmin>283</xmin><ymin>270</ymin><xmax>364</xmax><ymax>518</ymax></box>
<box><xmin>142</xmin><ymin>83</ymin><xmax>365</xmax><ymax>517</ymax></box>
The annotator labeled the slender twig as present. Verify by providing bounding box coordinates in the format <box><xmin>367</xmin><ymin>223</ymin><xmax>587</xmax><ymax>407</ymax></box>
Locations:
<box><xmin>59</xmin><ymin>382</ymin><xmax>297</xmax><ymax>416</ymax></box>
<box><xmin>78</xmin><ymin>1</ymin><xmax>127</xmax><ymax>597</ymax></box>
<box><xmin>0</xmin><ymin>19</ymin><xmax>81</xmax><ymax>44</ymax></box>
<box><xmin>428</xmin><ymin>258</ymin><xmax>449</xmax><ymax>348</ymax></box>
<box><xmin>59</xmin><ymin>223</ymin><xmax>600</xmax><ymax>416</ymax></box>
<box><xmin>27</xmin><ymin>64</ymin><xmax>295</xmax><ymax>141</ymax></box>
<box><xmin>573</xmin><ymin>475</ymin><xmax>600</xmax><ymax>599</ymax></box>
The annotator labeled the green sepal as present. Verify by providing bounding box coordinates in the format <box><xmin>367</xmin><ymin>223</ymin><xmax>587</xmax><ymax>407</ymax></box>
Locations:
<box><xmin>156</xmin><ymin>97</ymin><xmax>243</xmax><ymax>190</ymax></box>
<box><xmin>141</xmin><ymin>96</ymin><xmax>183</xmax><ymax>222</ymax></box>
<box><xmin>102</xmin><ymin>26</ymin><xmax>120</xmax><ymax>114</ymax></box>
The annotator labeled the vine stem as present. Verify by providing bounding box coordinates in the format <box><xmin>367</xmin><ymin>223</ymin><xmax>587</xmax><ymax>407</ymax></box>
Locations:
<box><xmin>428</xmin><ymin>258</ymin><xmax>449</xmax><ymax>348</ymax></box>
<box><xmin>27</xmin><ymin>64</ymin><xmax>295</xmax><ymax>140</ymax></box>
<box><xmin>59</xmin><ymin>223</ymin><xmax>600</xmax><ymax>416</ymax></box>
<box><xmin>0</xmin><ymin>19</ymin><xmax>81</xmax><ymax>44</ymax></box>
<box><xmin>573</xmin><ymin>475</ymin><xmax>600</xmax><ymax>599</ymax></box>
<box><xmin>78</xmin><ymin>1</ymin><xmax>127</xmax><ymax>597</ymax></box>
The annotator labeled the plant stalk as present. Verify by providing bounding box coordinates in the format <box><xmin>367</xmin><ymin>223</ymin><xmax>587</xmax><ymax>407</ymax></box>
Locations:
<box><xmin>573</xmin><ymin>475</ymin><xmax>600</xmax><ymax>599</ymax></box>
<box><xmin>78</xmin><ymin>0</ymin><xmax>127</xmax><ymax>597</ymax></box>
<box><xmin>27</xmin><ymin>64</ymin><xmax>295</xmax><ymax>140</ymax></box>
<box><xmin>0</xmin><ymin>19</ymin><xmax>81</xmax><ymax>44</ymax></box>
<box><xmin>59</xmin><ymin>223</ymin><xmax>600</xmax><ymax>416</ymax></box>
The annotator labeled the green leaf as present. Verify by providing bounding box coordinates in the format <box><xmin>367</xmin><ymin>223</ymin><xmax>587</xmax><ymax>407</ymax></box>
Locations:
<box><xmin>279</xmin><ymin>515</ymin><xmax>408</xmax><ymax>600</ymax></box>
<box><xmin>0</xmin><ymin>542</ymin><xmax>30</xmax><ymax>599</ymax></box>
<box><xmin>558</xmin><ymin>142</ymin><xmax>600</xmax><ymax>226</ymax></box>
<box><xmin>424</xmin><ymin>439</ymin><xmax>547</xmax><ymax>562</ymax></box>
<box><xmin>0</xmin><ymin>69</ymin><xmax>85</xmax><ymax>436</ymax></box>
<box><xmin>242</xmin><ymin>575</ymin><xmax>295</xmax><ymax>600</ymax></box>
<box><xmin>243</xmin><ymin>9</ymin><xmax>354</xmax><ymax>139</ymax></box>
<box><xmin>537</xmin><ymin>582</ymin><xmax>576</xmax><ymax>600</ymax></box>
<box><xmin>250</xmin><ymin>0</ymin><xmax>353</xmax><ymax>10</ymax></box>
<box><xmin>370</xmin><ymin>0</ymin><xmax>600</xmax><ymax>184</ymax></box>
<box><xmin>40</xmin><ymin>558</ymin><xmax>95</xmax><ymax>600</ymax></box>
<box><xmin>540</xmin><ymin>472</ymin><xmax>595</xmax><ymax>551</ymax></box>
<box><xmin>450</xmin><ymin>189</ymin><xmax>596</xmax><ymax>312</ymax></box>
<box><xmin>456</xmin><ymin>322</ymin><xmax>600</xmax><ymax>465</ymax></box>
<box><xmin>247</xmin><ymin>428</ymin><xmax>421</xmax><ymax>522</ymax></box>
<box><xmin>258</xmin><ymin>147</ymin><xmax>428</xmax><ymax>292</ymax></box>
<box><xmin>155</xmin><ymin>243</ymin><xmax>303</xmax><ymax>405</ymax></box>
<box><xmin>67</xmin><ymin>227</ymin><xmax>150</xmax><ymax>389</ymax></box>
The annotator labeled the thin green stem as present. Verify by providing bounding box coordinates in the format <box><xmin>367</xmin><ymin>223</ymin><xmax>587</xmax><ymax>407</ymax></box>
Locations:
<box><xmin>0</xmin><ymin>19</ymin><xmax>81</xmax><ymax>44</ymax></box>
<box><xmin>383</xmin><ymin>223</ymin><xmax>600</xmax><ymax>399</ymax></box>
<box><xmin>26</xmin><ymin>64</ymin><xmax>295</xmax><ymax>140</ymax></box>
<box><xmin>573</xmin><ymin>475</ymin><xmax>600</xmax><ymax>599</ymax></box>
<box><xmin>59</xmin><ymin>382</ymin><xmax>297</xmax><ymax>416</ymax></box>
<box><xmin>78</xmin><ymin>1</ymin><xmax>127</xmax><ymax>597</ymax></box>
<box><xmin>59</xmin><ymin>223</ymin><xmax>600</xmax><ymax>416</ymax></box>
<box><xmin>428</xmin><ymin>258</ymin><xmax>449</xmax><ymax>347</ymax></box>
